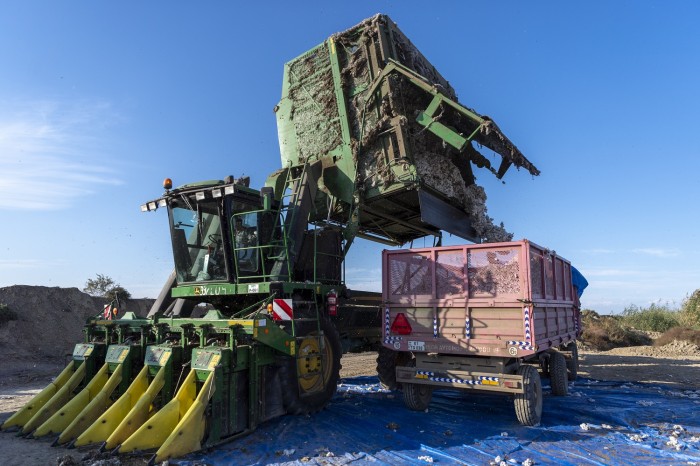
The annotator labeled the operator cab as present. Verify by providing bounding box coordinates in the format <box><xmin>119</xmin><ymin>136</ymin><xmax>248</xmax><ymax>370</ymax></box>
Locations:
<box><xmin>142</xmin><ymin>177</ymin><xmax>278</xmax><ymax>286</ymax></box>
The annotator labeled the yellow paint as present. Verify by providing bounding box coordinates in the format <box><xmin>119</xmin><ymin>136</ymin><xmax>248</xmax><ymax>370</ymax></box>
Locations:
<box><xmin>154</xmin><ymin>371</ymin><xmax>216</xmax><ymax>462</ymax></box>
<box><xmin>74</xmin><ymin>365</ymin><xmax>149</xmax><ymax>447</ymax></box>
<box><xmin>21</xmin><ymin>362</ymin><xmax>86</xmax><ymax>434</ymax></box>
<box><xmin>34</xmin><ymin>363</ymin><xmax>110</xmax><ymax>438</ymax></box>
<box><xmin>208</xmin><ymin>354</ymin><xmax>221</xmax><ymax>369</ymax></box>
<box><xmin>481</xmin><ymin>379</ymin><xmax>499</xmax><ymax>386</ymax></box>
<box><xmin>103</xmin><ymin>365</ymin><xmax>166</xmax><ymax>450</ymax></box>
<box><xmin>56</xmin><ymin>364</ymin><xmax>123</xmax><ymax>444</ymax></box>
<box><xmin>1</xmin><ymin>361</ymin><xmax>74</xmax><ymax>430</ymax></box>
<box><xmin>159</xmin><ymin>350</ymin><xmax>171</xmax><ymax>366</ymax></box>
<box><xmin>120</xmin><ymin>369</ymin><xmax>201</xmax><ymax>454</ymax></box>
<box><xmin>118</xmin><ymin>349</ymin><xmax>129</xmax><ymax>363</ymax></box>
<box><xmin>415</xmin><ymin>374</ymin><xmax>428</xmax><ymax>380</ymax></box>
<box><xmin>229</xmin><ymin>319</ymin><xmax>254</xmax><ymax>327</ymax></box>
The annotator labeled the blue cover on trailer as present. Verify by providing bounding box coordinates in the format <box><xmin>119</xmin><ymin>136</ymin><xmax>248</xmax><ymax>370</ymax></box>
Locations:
<box><xmin>571</xmin><ymin>266</ymin><xmax>589</xmax><ymax>298</ymax></box>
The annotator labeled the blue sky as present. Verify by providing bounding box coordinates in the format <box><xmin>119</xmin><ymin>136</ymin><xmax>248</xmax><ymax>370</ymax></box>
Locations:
<box><xmin>1</xmin><ymin>1</ymin><xmax>698</xmax><ymax>313</ymax></box>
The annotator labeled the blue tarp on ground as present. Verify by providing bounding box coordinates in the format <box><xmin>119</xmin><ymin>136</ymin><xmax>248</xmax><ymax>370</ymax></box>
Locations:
<box><xmin>181</xmin><ymin>376</ymin><xmax>700</xmax><ymax>465</ymax></box>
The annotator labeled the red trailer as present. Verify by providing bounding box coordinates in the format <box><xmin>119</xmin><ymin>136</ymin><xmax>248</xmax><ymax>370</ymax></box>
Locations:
<box><xmin>380</xmin><ymin>240</ymin><xmax>582</xmax><ymax>425</ymax></box>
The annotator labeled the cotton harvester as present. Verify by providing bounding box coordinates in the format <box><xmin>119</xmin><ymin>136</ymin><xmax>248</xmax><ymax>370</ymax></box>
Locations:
<box><xmin>1</xmin><ymin>14</ymin><xmax>538</xmax><ymax>463</ymax></box>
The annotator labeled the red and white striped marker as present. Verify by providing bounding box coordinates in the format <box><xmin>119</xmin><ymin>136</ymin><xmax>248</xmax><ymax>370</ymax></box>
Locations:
<box><xmin>272</xmin><ymin>299</ymin><xmax>294</xmax><ymax>321</ymax></box>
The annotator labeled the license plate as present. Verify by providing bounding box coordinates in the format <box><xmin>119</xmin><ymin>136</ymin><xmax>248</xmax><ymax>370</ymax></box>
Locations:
<box><xmin>408</xmin><ymin>340</ymin><xmax>425</xmax><ymax>351</ymax></box>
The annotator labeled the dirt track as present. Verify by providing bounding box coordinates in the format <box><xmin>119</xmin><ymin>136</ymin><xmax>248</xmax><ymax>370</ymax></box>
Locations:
<box><xmin>2</xmin><ymin>348</ymin><xmax>700</xmax><ymax>465</ymax></box>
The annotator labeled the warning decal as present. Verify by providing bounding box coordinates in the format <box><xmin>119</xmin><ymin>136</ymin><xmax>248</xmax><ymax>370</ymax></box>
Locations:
<box><xmin>272</xmin><ymin>299</ymin><xmax>294</xmax><ymax>321</ymax></box>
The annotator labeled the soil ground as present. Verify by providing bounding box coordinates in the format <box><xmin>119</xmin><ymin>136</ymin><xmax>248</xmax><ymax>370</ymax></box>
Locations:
<box><xmin>2</xmin><ymin>347</ymin><xmax>700</xmax><ymax>466</ymax></box>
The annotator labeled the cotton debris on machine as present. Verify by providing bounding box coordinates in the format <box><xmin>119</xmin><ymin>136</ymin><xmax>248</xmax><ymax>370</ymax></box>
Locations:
<box><xmin>276</xmin><ymin>14</ymin><xmax>539</xmax><ymax>245</ymax></box>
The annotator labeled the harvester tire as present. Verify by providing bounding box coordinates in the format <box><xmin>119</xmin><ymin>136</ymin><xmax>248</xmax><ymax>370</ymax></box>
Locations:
<box><xmin>402</xmin><ymin>359</ymin><xmax>432</xmax><ymax>411</ymax></box>
<box><xmin>514</xmin><ymin>364</ymin><xmax>542</xmax><ymax>426</ymax></box>
<box><xmin>280</xmin><ymin>317</ymin><xmax>341</xmax><ymax>415</ymax></box>
<box><xmin>564</xmin><ymin>342</ymin><xmax>579</xmax><ymax>381</ymax></box>
<box><xmin>549</xmin><ymin>351</ymin><xmax>568</xmax><ymax>396</ymax></box>
<box><xmin>376</xmin><ymin>347</ymin><xmax>411</xmax><ymax>390</ymax></box>
<box><xmin>539</xmin><ymin>357</ymin><xmax>550</xmax><ymax>378</ymax></box>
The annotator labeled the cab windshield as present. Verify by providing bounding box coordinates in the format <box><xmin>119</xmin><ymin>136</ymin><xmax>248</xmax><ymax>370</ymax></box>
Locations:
<box><xmin>169</xmin><ymin>196</ymin><xmax>227</xmax><ymax>283</ymax></box>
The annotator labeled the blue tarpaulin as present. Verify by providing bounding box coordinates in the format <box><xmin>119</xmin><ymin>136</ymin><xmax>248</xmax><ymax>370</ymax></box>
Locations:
<box><xmin>180</xmin><ymin>376</ymin><xmax>700</xmax><ymax>465</ymax></box>
<box><xmin>571</xmin><ymin>266</ymin><xmax>589</xmax><ymax>298</ymax></box>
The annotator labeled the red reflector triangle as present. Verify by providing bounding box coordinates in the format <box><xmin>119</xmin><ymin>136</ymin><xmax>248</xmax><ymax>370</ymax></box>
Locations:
<box><xmin>390</xmin><ymin>313</ymin><xmax>412</xmax><ymax>335</ymax></box>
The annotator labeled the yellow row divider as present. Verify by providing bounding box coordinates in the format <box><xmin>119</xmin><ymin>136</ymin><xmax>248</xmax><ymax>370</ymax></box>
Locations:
<box><xmin>21</xmin><ymin>362</ymin><xmax>86</xmax><ymax>435</ymax></box>
<box><xmin>56</xmin><ymin>362</ymin><xmax>124</xmax><ymax>445</ymax></box>
<box><xmin>119</xmin><ymin>369</ymin><xmax>213</xmax><ymax>456</ymax></box>
<box><xmin>155</xmin><ymin>371</ymin><xmax>216</xmax><ymax>463</ymax></box>
<box><xmin>74</xmin><ymin>365</ymin><xmax>149</xmax><ymax>448</ymax></box>
<box><xmin>103</xmin><ymin>365</ymin><xmax>166</xmax><ymax>450</ymax></box>
<box><xmin>1</xmin><ymin>361</ymin><xmax>75</xmax><ymax>431</ymax></box>
<box><xmin>33</xmin><ymin>363</ymin><xmax>110</xmax><ymax>438</ymax></box>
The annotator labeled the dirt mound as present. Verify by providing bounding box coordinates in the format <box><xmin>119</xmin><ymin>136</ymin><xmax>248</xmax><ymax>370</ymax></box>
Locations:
<box><xmin>655</xmin><ymin>327</ymin><xmax>700</xmax><ymax>347</ymax></box>
<box><xmin>579</xmin><ymin>311</ymin><xmax>652</xmax><ymax>351</ymax></box>
<box><xmin>0</xmin><ymin>286</ymin><xmax>153</xmax><ymax>361</ymax></box>
<box><xmin>604</xmin><ymin>340</ymin><xmax>700</xmax><ymax>358</ymax></box>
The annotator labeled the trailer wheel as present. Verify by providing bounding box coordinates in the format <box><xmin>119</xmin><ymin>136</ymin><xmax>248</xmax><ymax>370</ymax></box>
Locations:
<box><xmin>402</xmin><ymin>360</ymin><xmax>432</xmax><ymax>411</ymax></box>
<box><xmin>280</xmin><ymin>317</ymin><xmax>342</xmax><ymax>415</ymax></box>
<box><xmin>549</xmin><ymin>351</ymin><xmax>568</xmax><ymax>396</ymax></box>
<box><xmin>514</xmin><ymin>365</ymin><xmax>542</xmax><ymax>426</ymax></box>
<box><xmin>376</xmin><ymin>347</ymin><xmax>411</xmax><ymax>390</ymax></box>
<box><xmin>564</xmin><ymin>342</ymin><xmax>579</xmax><ymax>381</ymax></box>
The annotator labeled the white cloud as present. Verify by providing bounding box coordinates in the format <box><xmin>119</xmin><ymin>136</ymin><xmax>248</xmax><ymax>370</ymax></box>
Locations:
<box><xmin>0</xmin><ymin>100</ymin><xmax>123</xmax><ymax>211</ymax></box>
<box><xmin>0</xmin><ymin>259</ymin><xmax>46</xmax><ymax>269</ymax></box>
<box><xmin>631</xmin><ymin>248</ymin><xmax>680</xmax><ymax>258</ymax></box>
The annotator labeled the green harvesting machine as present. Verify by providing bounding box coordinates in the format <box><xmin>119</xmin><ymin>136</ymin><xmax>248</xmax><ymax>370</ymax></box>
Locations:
<box><xmin>2</xmin><ymin>14</ymin><xmax>537</xmax><ymax>462</ymax></box>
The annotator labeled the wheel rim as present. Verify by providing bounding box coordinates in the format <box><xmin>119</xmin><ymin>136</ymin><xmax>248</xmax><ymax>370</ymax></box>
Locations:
<box><xmin>296</xmin><ymin>334</ymin><xmax>332</xmax><ymax>393</ymax></box>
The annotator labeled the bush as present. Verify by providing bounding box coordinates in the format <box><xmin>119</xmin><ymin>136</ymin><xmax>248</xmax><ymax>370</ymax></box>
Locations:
<box><xmin>654</xmin><ymin>327</ymin><xmax>700</xmax><ymax>347</ymax></box>
<box><xmin>679</xmin><ymin>289</ymin><xmax>700</xmax><ymax>329</ymax></box>
<box><xmin>581</xmin><ymin>311</ymin><xmax>651</xmax><ymax>351</ymax></box>
<box><xmin>620</xmin><ymin>303</ymin><xmax>680</xmax><ymax>332</ymax></box>
<box><xmin>0</xmin><ymin>303</ymin><xmax>18</xmax><ymax>326</ymax></box>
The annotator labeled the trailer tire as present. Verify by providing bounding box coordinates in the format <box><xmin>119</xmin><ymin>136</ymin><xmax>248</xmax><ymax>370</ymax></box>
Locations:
<box><xmin>376</xmin><ymin>347</ymin><xmax>411</xmax><ymax>390</ymax></box>
<box><xmin>514</xmin><ymin>365</ymin><xmax>542</xmax><ymax>426</ymax></box>
<box><xmin>280</xmin><ymin>317</ymin><xmax>342</xmax><ymax>415</ymax></box>
<box><xmin>402</xmin><ymin>359</ymin><xmax>432</xmax><ymax>411</ymax></box>
<box><xmin>564</xmin><ymin>342</ymin><xmax>579</xmax><ymax>381</ymax></box>
<box><xmin>549</xmin><ymin>351</ymin><xmax>568</xmax><ymax>396</ymax></box>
